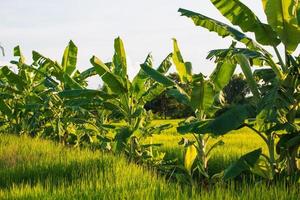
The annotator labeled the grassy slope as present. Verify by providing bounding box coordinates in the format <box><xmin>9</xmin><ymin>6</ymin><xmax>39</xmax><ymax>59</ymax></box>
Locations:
<box><xmin>0</xmin><ymin>123</ymin><xmax>299</xmax><ymax>199</ymax></box>
<box><xmin>0</xmin><ymin>134</ymin><xmax>196</xmax><ymax>200</ymax></box>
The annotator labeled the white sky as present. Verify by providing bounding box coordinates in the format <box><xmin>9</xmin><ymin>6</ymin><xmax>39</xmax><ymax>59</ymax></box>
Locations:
<box><xmin>0</xmin><ymin>0</ymin><xmax>270</xmax><ymax>88</ymax></box>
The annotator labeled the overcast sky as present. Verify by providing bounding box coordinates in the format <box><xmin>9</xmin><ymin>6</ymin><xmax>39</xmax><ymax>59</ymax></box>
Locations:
<box><xmin>0</xmin><ymin>0</ymin><xmax>269</xmax><ymax>88</ymax></box>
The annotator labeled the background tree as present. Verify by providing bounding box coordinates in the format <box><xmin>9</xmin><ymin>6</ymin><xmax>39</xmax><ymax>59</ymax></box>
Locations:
<box><xmin>145</xmin><ymin>73</ymin><xmax>194</xmax><ymax>119</ymax></box>
<box><xmin>223</xmin><ymin>73</ymin><xmax>250</xmax><ymax>104</ymax></box>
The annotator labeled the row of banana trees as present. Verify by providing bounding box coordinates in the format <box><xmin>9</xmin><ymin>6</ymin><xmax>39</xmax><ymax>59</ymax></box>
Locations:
<box><xmin>0</xmin><ymin>38</ymin><xmax>175</xmax><ymax>165</ymax></box>
<box><xmin>0</xmin><ymin>0</ymin><xmax>299</xmax><ymax>185</ymax></box>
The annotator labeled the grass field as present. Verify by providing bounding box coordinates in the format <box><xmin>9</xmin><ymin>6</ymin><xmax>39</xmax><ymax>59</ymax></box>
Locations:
<box><xmin>0</xmin><ymin>120</ymin><xmax>299</xmax><ymax>199</ymax></box>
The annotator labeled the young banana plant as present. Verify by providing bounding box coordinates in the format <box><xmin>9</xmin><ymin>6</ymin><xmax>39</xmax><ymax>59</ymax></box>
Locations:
<box><xmin>179</xmin><ymin>0</ymin><xmax>300</xmax><ymax>179</ymax></box>
<box><xmin>90</xmin><ymin>37</ymin><xmax>173</xmax><ymax>163</ymax></box>
<box><xmin>142</xmin><ymin>39</ymin><xmax>234</xmax><ymax>180</ymax></box>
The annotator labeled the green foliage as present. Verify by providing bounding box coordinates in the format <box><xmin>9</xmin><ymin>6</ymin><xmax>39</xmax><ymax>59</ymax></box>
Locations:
<box><xmin>1</xmin><ymin>0</ymin><xmax>299</xmax><ymax>188</ymax></box>
<box><xmin>62</xmin><ymin>40</ymin><xmax>77</xmax><ymax>75</ymax></box>
<box><xmin>198</xmin><ymin>105</ymin><xmax>254</xmax><ymax>135</ymax></box>
<box><xmin>235</xmin><ymin>54</ymin><xmax>260</xmax><ymax>100</ymax></box>
<box><xmin>2</xmin><ymin>134</ymin><xmax>299</xmax><ymax>199</ymax></box>
<box><xmin>209</xmin><ymin>0</ymin><xmax>280</xmax><ymax>46</ymax></box>
<box><xmin>172</xmin><ymin>39</ymin><xmax>192</xmax><ymax>82</ymax></box>
<box><xmin>179</xmin><ymin>0</ymin><xmax>300</xmax><ymax>178</ymax></box>
<box><xmin>210</xmin><ymin>61</ymin><xmax>236</xmax><ymax>91</ymax></box>
<box><xmin>89</xmin><ymin>37</ymin><xmax>173</xmax><ymax>163</ymax></box>
<box><xmin>142</xmin><ymin>39</ymin><xmax>238</xmax><ymax>180</ymax></box>
<box><xmin>224</xmin><ymin>148</ymin><xmax>262</xmax><ymax>180</ymax></box>
<box><xmin>262</xmin><ymin>0</ymin><xmax>300</xmax><ymax>52</ymax></box>
<box><xmin>91</xmin><ymin>56</ymin><xmax>127</xmax><ymax>94</ymax></box>
<box><xmin>178</xmin><ymin>9</ymin><xmax>265</xmax><ymax>51</ymax></box>
<box><xmin>0</xmin><ymin>42</ymin><xmax>111</xmax><ymax>147</ymax></box>
<box><xmin>184</xmin><ymin>144</ymin><xmax>197</xmax><ymax>175</ymax></box>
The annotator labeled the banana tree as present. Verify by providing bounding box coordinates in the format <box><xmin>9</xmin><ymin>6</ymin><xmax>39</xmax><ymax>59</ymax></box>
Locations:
<box><xmin>0</xmin><ymin>42</ymin><xmax>112</xmax><ymax>147</ymax></box>
<box><xmin>33</xmin><ymin>41</ymin><xmax>120</xmax><ymax>146</ymax></box>
<box><xmin>179</xmin><ymin>0</ymin><xmax>300</xmax><ymax>179</ymax></box>
<box><xmin>141</xmin><ymin>39</ymin><xmax>235</xmax><ymax>179</ymax></box>
<box><xmin>90</xmin><ymin>37</ymin><xmax>172</xmax><ymax>164</ymax></box>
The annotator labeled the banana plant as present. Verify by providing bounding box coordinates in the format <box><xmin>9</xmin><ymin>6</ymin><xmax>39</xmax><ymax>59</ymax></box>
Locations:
<box><xmin>141</xmin><ymin>39</ymin><xmax>235</xmax><ymax>180</ymax></box>
<box><xmin>179</xmin><ymin>0</ymin><xmax>300</xmax><ymax>179</ymax></box>
<box><xmin>0</xmin><ymin>42</ymin><xmax>112</xmax><ymax>147</ymax></box>
<box><xmin>89</xmin><ymin>37</ymin><xmax>173</xmax><ymax>163</ymax></box>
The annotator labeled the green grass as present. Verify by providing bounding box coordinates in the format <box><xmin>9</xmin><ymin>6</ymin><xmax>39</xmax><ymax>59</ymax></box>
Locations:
<box><xmin>0</xmin><ymin>120</ymin><xmax>299</xmax><ymax>199</ymax></box>
<box><xmin>146</xmin><ymin>121</ymin><xmax>268</xmax><ymax>173</ymax></box>
<box><xmin>0</xmin><ymin>134</ymin><xmax>197</xmax><ymax>199</ymax></box>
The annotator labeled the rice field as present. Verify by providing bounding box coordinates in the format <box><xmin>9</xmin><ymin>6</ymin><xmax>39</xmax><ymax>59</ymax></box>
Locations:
<box><xmin>0</xmin><ymin>121</ymin><xmax>299</xmax><ymax>200</ymax></box>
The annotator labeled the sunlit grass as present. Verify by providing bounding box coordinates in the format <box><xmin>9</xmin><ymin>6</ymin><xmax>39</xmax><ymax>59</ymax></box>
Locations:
<box><xmin>0</xmin><ymin>134</ymin><xmax>196</xmax><ymax>199</ymax></box>
<box><xmin>0</xmin><ymin>121</ymin><xmax>298</xmax><ymax>199</ymax></box>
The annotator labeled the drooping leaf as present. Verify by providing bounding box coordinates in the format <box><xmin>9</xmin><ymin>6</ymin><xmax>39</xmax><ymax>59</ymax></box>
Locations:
<box><xmin>209</xmin><ymin>0</ymin><xmax>280</xmax><ymax>46</ymax></box>
<box><xmin>178</xmin><ymin>8</ymin><xmax>266</xmax><ymax>51</ymax></box>
<box><xmin>224</xmin><ymin>148</ymin><xmax>262</xmax><ymax>180</ymax></box>
<box><xmin>90</xmin><ymin>56</ymin><xmax>127</xmax><ymax>94</ymax></box>
<box><xmin>172</xmin><ymin>39</ymin><xmax>192</xmax><ymax>82</ymax></box>
<box><xmin>184</xmin><ymin>144</ymin><xmax>198</xmax><ymax>175</ymax></box>
<box><xmin>62</xmin><ymin>40</ymin><xmax>77</xmax><ymax>75</ymax></box>
<box><xmin>262</xmin><ymin>0</ymin><xmax>300</xmax><ymax>52</ymax></box>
